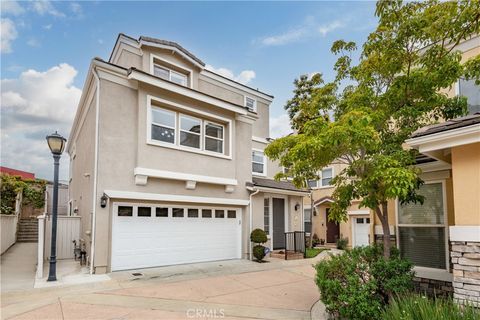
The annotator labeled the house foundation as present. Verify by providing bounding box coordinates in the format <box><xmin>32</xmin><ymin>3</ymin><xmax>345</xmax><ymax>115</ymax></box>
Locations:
<box><xmin>451</xmin><ymin>241</ymin><xmax>480</xmax><ymax>306</ymax></box>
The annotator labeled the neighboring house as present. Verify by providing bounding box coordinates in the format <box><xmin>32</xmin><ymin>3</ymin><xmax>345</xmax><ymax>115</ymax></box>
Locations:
<box><xmin>68</xmin><ymin>34</ymin><xmax>308</xmax><ymax>273</ymax></box>
<box><xmin>0</xmin><ymin>166</ymin><xmax>35</xmax><ymax>180</ymax></box>
<box><xmin>303</xmin><ymin>35</ymin><xmax>479</xmax><ymax>299</ymax></box>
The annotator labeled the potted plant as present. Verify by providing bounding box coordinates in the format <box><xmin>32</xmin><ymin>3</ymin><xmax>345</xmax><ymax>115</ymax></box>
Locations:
<box><xmin>250</xmin><ymin>228</ymin><xmax>268</xmax><ymax>262</ymax></box>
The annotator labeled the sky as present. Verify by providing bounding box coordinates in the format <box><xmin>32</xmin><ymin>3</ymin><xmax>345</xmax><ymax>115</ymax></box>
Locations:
<box><xmin>0</xmin><ymin>1</ymin><xmax>378</xmax><ymax>181</ymax></box>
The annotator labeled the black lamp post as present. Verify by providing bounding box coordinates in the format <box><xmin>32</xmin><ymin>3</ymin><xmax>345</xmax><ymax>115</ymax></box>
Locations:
<box><xmin>46</xmin><ymin>131</ymin><xmax>66</xmax><ymax>282</ymax></box>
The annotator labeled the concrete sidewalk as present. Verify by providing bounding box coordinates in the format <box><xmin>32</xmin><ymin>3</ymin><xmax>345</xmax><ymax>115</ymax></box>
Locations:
<box><xmin>1</xmin><ymin>243</ymin><xmax>37</xmax><ymax>293</ymax></box>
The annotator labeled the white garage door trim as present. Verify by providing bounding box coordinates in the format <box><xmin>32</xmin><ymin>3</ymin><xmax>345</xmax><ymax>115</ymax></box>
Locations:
<box><xmin>111</xmin><ymin>202</ymin><xmax>242</xmax><ymax>271</ymax></box>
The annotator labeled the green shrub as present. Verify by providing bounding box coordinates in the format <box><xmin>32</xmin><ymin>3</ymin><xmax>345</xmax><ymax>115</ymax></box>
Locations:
<box><xmin>250</xmin><ymin>228</ymin><xmax>267</xmax><ymax>244</ymax></box>
<box><xmin>382</xmin><ymin>294</ymin><xmax>480</xmax><ymax>320</ymax></box>
<box><xmin>312</xmin><ymin>233</ymin><xmax>320</xmax><ymax>246</ymax></box>
<box><xmin>315</xmin><ymin>245</ymin><xmax>414</xmax><ymax>319</ymax></box>
<box><xmin>336</xmin><ymin>235</ymin><xmax>348</xmax><ymax>250</ymax></box>
<box><xmin>253</xmin><ymin>244</ymin><xmax>266</xmax><ymax>261</ymax></box>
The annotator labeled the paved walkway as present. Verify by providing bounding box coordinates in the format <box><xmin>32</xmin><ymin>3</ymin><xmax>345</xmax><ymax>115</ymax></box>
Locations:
<box><xmin>1</xmin><ymin>252</ymin><xmax>335</xmax><ymax>320</ymax></box>
<box><xmin>1</xmin><ymin>243</ymin><xmax>37</xmax><ymax>293</ymax></box>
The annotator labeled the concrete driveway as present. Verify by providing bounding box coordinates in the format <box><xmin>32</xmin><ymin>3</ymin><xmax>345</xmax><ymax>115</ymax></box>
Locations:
<box><xmin>1</xmin><ymin>252</ymin><xmax>332</xmax><ymax>320</ymax></box>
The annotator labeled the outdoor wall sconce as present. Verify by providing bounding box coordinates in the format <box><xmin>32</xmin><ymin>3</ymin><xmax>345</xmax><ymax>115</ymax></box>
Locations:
<box><xmin>294</xmin><ymin>203</ymin><xmax>300</xmax><ymax>211</ymax></box>
<box><xmin>100</xmin><ymin>194</ymin><xmax>108</xmax><ymax>208</ymax></box>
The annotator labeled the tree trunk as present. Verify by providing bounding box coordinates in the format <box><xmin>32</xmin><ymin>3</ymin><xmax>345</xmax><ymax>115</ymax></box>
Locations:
<box><xmin>375</xmin><ymin>202</ymin><xmax>391</xmax><ymax>259</ymax></box>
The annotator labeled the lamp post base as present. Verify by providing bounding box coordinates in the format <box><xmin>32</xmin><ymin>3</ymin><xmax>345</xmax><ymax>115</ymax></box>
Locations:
<box><xmin>47</xmin><ymin>257</ymin><xmax>57</xmax><ymax>281</ymax></box>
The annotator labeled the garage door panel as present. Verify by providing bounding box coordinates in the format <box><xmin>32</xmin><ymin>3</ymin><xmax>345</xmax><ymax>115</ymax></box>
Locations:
<box><xmin>111</xmin><ymin>204</ymin><xmax>242</xmax><ymax>271</ymax></box>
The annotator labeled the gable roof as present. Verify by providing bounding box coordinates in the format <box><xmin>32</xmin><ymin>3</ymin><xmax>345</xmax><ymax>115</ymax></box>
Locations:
<box><xmin>411</xmin><ymin>113</ymin><xmax>480</xmax><ymax>138</ymax></box>
<box><xmin>139</xmin><ymin>36</ymin><xmax>205</xmax><ymax>67</ymax></box>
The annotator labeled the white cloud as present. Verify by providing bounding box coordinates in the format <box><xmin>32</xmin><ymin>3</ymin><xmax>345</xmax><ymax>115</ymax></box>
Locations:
<box><xmin>1</xmin><ymin>18</ymin><xmax>17</xmax><ymax>53</ymax></box>
<box><xmin>1</xmin><ymin>1</ymin><xmax>25</xmax><ymax>16</ymax></box>
<box><xmin>31</xmin><ymin>1</ymin><xmax>65</xmax><ymax>17</ymax></box>
<box><xmin>43</xmin><ymin>24</ymin><xmax>52</xmax><ymax>30</ymax></box>
<box><xmin>206</xmin><ymin>65</ymin><xmax>256</xmax><ymax>85</ymax></box>
<box><xmin>318</xmin><ymin>21</ymin><xmax>344</xmax><ymax>37</ymax></box>
<box><xmin>270</xmin><ymin>113</ymin><xmax>293</xmax><ymax>138</ymax></box>
<box><xmin>1</xmin><ymin>64</ymin><xmax>82</xmax><ymax>180</ymax></box>
<box><xmin>26</xmin><ymin>38</ymin><xmax>40</xmax><ymax>47</ymax></box>
<box><xmin>258</xmin><ymin>17</ymin><xmax>345</xmax><ymax>47</ymax></box>
<box><xmin>69</xmin><ymin>2</ymin><xmax>83</xmax><ymax>18</ymax></box>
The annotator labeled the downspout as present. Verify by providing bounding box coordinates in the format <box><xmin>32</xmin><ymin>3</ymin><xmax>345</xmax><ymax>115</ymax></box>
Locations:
<box><xmin>247</xmin><ymin>186</ymin><xmax>260</xmax><ymax>260</ymax></box>
<box><xmin>90</xmin><ymin>67</ymin><xmax>100</xmax><ymax>275</ymax></box>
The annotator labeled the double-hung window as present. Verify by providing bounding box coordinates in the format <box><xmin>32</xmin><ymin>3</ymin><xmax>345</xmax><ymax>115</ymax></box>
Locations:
<box><xmin>205</xmin><ymin>122</ymin><xmax>224</xmax><ymax>153</ymax></box>
<box><xmin>397</xmin><ymin>182</ymin><xmax>447</xmax><ymax>270</ymax></box>
<box><xmin>320</xmin><ymin>168</ymin><xmax>333</xmax><ymax>187</ymax></box>
<box><xmin>252</xmin><ymin>150</ymin><xmax>265</xmax><ymax>175</ymax></box>
<box><xmin>304</xmin><ymin>208</ymin><xmax>312</xmax><ymax>234</ymax></box>
<box><xmin>151</xmin><ymin>107</ymin><xmax>176</xmax><ymax>144</ymax></box>
<box><xmin>245</xmin><ymin>97</ymin><xmax>256</xmax><ymax>112</ymax></box>
<box><xmin>180</xmin><ymin>115</ymin><xmax>201</xmax><ymax>149</ymax></box>
<box><xmin>458</xmin><ymin>78</ymin><xmax>480</xmax><ymax>115</ymax></box>
<box><xmin>153</xmin><ymin>65</ymin><xmax>188</xmax><ymax>87</ymax></box>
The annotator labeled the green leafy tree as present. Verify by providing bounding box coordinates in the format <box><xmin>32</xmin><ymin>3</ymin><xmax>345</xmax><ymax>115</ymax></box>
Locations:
<box><xmin>265</xmin><ymin>0</ymin><xmax>480</xmax><ymax>258</ymax></box>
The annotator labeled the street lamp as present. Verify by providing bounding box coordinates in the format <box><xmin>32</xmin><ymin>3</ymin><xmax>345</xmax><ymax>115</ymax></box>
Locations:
<box><xmin>46</xmin><ymin>131</ymin><xmax>66</xmax><ymax>281</ymax></box>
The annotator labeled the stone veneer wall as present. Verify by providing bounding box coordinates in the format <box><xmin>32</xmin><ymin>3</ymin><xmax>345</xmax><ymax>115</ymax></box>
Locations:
<box><xmin>451</xmin><ymin>241</ymin><xmax>480</xmax><ymax>306</ymax></box>
<box><xmin>413</xmin><ymin>277</ymin><xmax>453</xmax><ymax>298</ymax></box>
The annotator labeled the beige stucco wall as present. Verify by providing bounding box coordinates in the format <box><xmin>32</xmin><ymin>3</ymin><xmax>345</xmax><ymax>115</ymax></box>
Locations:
<box><xmin>451</xmin><ymin>143</ymin><xmax>480</xmax><ymax>226</ymax></box>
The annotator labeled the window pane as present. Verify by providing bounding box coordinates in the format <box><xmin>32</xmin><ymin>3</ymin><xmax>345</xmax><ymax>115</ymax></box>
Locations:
<box><xmin>118</xmin><ymin>206</ymin><xmax>133</xmax><ymax>217</ymax></box>
<box><xmin>459</xmin><ymin>78</ymin><xmax>480</xmax><ymax>115</ymax></box>
<box><xmin>399</xmin><ymin>227</ymin><xmax>446</xmax><ymax>269</ymax></box>
<box><xmin>304</xmin><ymin>209</ymin><xmax>311</xmax><ymax>222</ymax></box>
<box><xmin>205</xmin><ymin>137</ymin><xmax>223</xmax><ymax>153</ymax></box>
<box><xmin>154</xmin><ymin>65</ymin><xmax>169</xmax><ymax>80</ymax></box>
<box><xmin>180</xmin><ymin>131</ymin><xmax>200</xmax><ymax>148</ymax></box>
<box><xmin>170</xmin><ymin>71</ymin><xmax>187</xmax><ymax>86</ymax></box>
<box><xmin>264</xmin><ymin>198</ymin><xmax>270</xmax><ymax>234</ymax></box>
<box><xmin>321</xmin><ymin>177</ymin><xmax>332</xmax><ymax>186</ymax></box>
<box><xmin>227</xmin><ymin>210</ymin><xmax>236</xmax><ymax>218</ymax></box>
<box><xmin>180</xmin><ymin>116</ymin><xmax>201</xmax><ymax>133</ymax></box>
<box><xmin>398</xmin><ymin>183</ymin><xmax>444</xmax><ymax>224</ymax></box>
<box><xmin>202</xmin><ymin>209</ymin><xmax>212</xmax><ymax>218</ymax></box>
<box><xmin>172</xmin><ymin>208</ymin><xmax>184</xmax><ymax>218</ymax></box>
<box><xmin>156</xmin><ymin>207</ymin><xmax>168</xmax><ymax>217</ymax></box>
<box><xmin>205</xmin><ymin>123</ymin><xmax>223</xmax><ymax>139</ymax></box>
<box><xmin>215</xmin><ymin>210</ymin><xmax>224</xmax><ymax>218</ymax></box>
<box><xmin>188</xmin><ymin>208</ymin><xmax>199</xmax><ymax>218</ymax></box>
<box><xmin>152</xmin><ymin>124</ymin><xmax>175</xmax><ymax>144</ymax></box>
<box><xmin>308</xmin><ymin>180</ymin><xmax>317</xmax><ymax>189</ymax></box>
<box><xmin>366</xmin><ymin>218</ymin><xmax>370</xmax><ymax>224</ymax></box>
<box><xmin>322</xmin><ymin>168</ymin><xmax>333</xmax><ymax>179</ymax></box>
<box><xmin>357</xmin><ymin>218</ymin><xmax>364</xmax><ymax>224</ymax></box>
<box><xmin>137</xmin><ymin>207</ymin><xmax>151</xmax><ymax>217</ymax></box>
<box><xmin>252</xmin><ymin>162</ymin><xmax>264</xmax><ymax>174</ymax></box>
<box><xmin>151</xmin><ymin>108</ymin><xmax>175</xmax><ymax>127</ymax></box>
<box><xmin>252</xmin><ymin>151</ymin><xmax>264</xmax><ymax>163</ymax></box>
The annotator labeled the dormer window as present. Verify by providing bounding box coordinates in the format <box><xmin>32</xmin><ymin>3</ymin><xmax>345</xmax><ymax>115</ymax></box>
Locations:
<box><xmin>245</xmin><ymin>96</ymin><xmax>256</xmax><ymax>112</ymax></box>
<box><xmin>153</xmin><ymin>64</ymin><xmax>188</xmax><ymax>87</ymax></box>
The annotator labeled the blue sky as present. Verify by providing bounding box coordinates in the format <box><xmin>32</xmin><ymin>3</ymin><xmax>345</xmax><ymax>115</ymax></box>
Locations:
<box><xmin>1</xmin><ymin>1</ymin><xmax>378</xmax><ymax>180</ymax></box>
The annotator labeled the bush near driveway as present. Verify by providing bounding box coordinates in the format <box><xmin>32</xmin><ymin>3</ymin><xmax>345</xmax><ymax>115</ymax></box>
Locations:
<box><xmin>382</xmin><ymin>294</ymin><xmax>480</xmax><ymax>320</ymax></box>
<box><xmin>315</xmin><ymin>245</ymin><xmax>414</xmax><ymax>319</ymax></box>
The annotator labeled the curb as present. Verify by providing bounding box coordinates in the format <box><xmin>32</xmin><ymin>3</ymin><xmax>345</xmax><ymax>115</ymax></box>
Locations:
<box><xmin>310</xmin><ymin>299</ymin><xmax>329</xmax><ymax>320</ymax></box>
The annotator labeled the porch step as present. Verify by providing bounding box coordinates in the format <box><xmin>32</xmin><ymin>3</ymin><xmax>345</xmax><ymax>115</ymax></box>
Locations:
<box><xmin>17</xmin><ymin>219</ymin><xmax>38</xmax><ymax>243</ymax></box>
<box><xmin>269</xmin><ymin>250</ymin><xmax>304</xmax><ymax>260</ymax></box>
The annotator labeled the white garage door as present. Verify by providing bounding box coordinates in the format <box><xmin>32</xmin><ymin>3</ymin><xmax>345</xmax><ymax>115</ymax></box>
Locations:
<box><xmin>353</xmin><ymin>217</ymin><xmax>370</xmax><ymax>247</ymax></box>
<box><xmin>111</xmin><ymin>203</ymin><xmax>242</xmax><ymax>271</ymax></box>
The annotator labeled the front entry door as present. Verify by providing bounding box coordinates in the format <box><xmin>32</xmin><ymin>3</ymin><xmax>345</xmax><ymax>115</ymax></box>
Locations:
<box><xmin>326</xmin><ymin>208</ymin><xmax>340</xmax><ymax>243</ymax></box>
<box><xmin>272</xmin><ymin>198</ymin><xmax>286</xmax><ymax>249</ymax></box>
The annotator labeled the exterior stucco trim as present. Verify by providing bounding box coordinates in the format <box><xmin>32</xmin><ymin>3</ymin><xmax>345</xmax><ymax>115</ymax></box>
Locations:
<box><xmin>134</xmin><ymin>167</ymin><xmax>238</xmax><ymax>186</ymax></box>
<box><xmin>104</xmin><ymin>190</ymin><xmax>250</xmax><ymax>206</ymax></box>
<box><xmin>450</xmin><ymin>226</ymin><xmax>480</xmax><ymax>242</ymax></box>
<box><xmin>252</xmin><ymin>186</ymin><xmax>310</xmax><ymax>196</ymax></box>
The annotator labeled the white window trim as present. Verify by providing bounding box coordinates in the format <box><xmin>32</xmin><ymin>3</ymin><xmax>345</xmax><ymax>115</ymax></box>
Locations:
<box><xmin>263</xmin><ymin>197</ymin><xmax>271</xmax><ymax>237</ymax></box>
<box><xmin>244</xmin><ymin>96</ymin><xmax>257</xmax><ymax>112</ymax></box>
<box><xmin>309</xmin><ymin>167</ymin><xmax>335</xmax><ymax>189</ymax></box>
<box><xmin>252</xmin><ymin>148</ymin><xmax>267</xmax><ymax>177</ymax></box>
<box><xmin>150</xmin><ymin>53</ymin><xmax>193</xmax><ymax>88</ymax></box>
<box><xmin>395</xmin><ymin>179</ymin><xmax>450</xmax><ymax>273</ymax></box>
<box><xmin>147</xmin><ymin>95</ymin><xmax>233</xmax><ymax>160</ymax></box>
<box><xmin>204</xmin><ymin>121</ymin><xmax>225</xmax><ymax>155</ymax></box>
<box><xmin>150</xmin><ymin>106</ymin><xmax>177</xmax><ymax>145</ymax></box>
<box><xmin>179</xmin><ymin>113</ymin><xmax>202</xmax><ymax>150</ymax></box>
<box><xmin>263</xmin><ymin>194</ymin><xmax>289</xmax><ymax>249</ymax></box>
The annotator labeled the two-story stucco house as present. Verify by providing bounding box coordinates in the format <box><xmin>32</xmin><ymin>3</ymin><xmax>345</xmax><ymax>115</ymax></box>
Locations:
<box><xmin>67</xmin><ymin>34</ymin><xmax>309</xmax><ymax>273</ymax></box>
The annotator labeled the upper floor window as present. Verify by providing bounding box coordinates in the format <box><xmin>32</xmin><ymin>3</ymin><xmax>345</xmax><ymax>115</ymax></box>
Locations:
<box><xmin>153</xmin><ymin>64</ymin><xmax>188</xmax><ymax>87</ymax></box>
<box><xmin>245</xmin><ymin>96</ymin><xmax>256</xmax><ymax>112</ymax></box>
<box><xmin>307</xmin><ymin>167</ymin><xmax>334</xmax><ymax>189</ymax></box>
<box><xmin>149</xmin><ymin>105</ymin><xmax>224</xmax><ymax>155</ymax></box>
<box><xmin>252</xmin><ymin>150</ymin><xmax>266</xmax><ymax>175</ymax></box>
<box><xmin>458</xmin><ymin>78</ymin><xmax>480</xmax><ymax>115</ymax></box>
